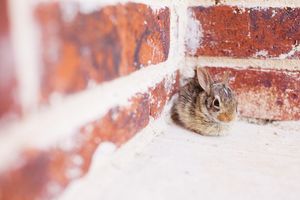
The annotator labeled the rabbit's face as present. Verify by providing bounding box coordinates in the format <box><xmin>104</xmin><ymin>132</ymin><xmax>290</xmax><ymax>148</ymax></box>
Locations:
<box><xmin>205</xmin><ymin>83</ymin><xmax>238</xmax><ymax>123</ymax></box>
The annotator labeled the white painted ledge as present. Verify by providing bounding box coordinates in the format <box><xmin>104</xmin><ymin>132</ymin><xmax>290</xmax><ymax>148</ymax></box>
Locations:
<box><xmin>36</xmin><ymin>0</ymin><xmax>300</xmax><ymax>8</ymax></box>
<box><xmin>186</xmin><ymin>0</ymin><xmax>300</xmax><ymax>7</ymax></box>
<box><xmin>0</xmin><ymin>62</ymin><xmax>179</xmax><ymax>173</ymax></box>
<box><xmin>57</xmin><ymin>102</ymin><xmax>300</xmax><ymax>200</ymax></box>
<box><xmin>186</xmin><ymin>56</ymin><xmax>300</xmax><ymax>71</ymax></box>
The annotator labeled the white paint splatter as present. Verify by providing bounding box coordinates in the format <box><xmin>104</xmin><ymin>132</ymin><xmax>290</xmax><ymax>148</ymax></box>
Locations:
<box><xmin>148</xmin><ymin>5</ymin><xmax>165</xmax><ymax>14</ymax></box>
<box><xmin>254</xmin><ymin>50</ymin><xmax>269</xmax><ymax>57</ymax></box>
<box><xmin>77</xmin><ymin>2</ymin><xmax>103</xmax><ymax>14</ymax></box>
<box><xmin>278</xmin><ymin>44</ymin><xmax>300</xmax><ymax>59</ymax></box>
<box><xmin>111</xmin><ymin>109</ymin><xmax>119</xmax><ymax>121</ymax></box>
<box><xmin>185</xmin><ymin>9</ymin><xmax>203</xmax><ymax>55</ymax></box>
<box><xmin>271</xmin><ymin>9</ymin><xmax>277</xmax><ymax>17</ymax></box>
<box><xmin>60</xmin><ymin>2</ymin><xmax>79</xmax><ymax>22</ymax></box>
<box><xmin>164</xmin><ymin>73</ymin><xmax>176</xmax><ymax>93</ymax></box>
<box><xmin>233</xmin><ymin>7</ymin><xmax>246</xmax><ymax>14</ymax></box>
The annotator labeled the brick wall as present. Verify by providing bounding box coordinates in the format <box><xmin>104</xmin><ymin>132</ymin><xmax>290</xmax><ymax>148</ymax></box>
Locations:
<box><xmin>0</xmin><ymin>0</ymin><xmax>19</xmax><ymax>121</ymax></box>
<box><xmin>186</xmin><ymin>1</ymin><xmax>300</xmax><ymax>121</ymax></box>
<box><xmin>0</xmin><ymin>0</ymin><xmax>299</xmax><ymax>199</ymax></box>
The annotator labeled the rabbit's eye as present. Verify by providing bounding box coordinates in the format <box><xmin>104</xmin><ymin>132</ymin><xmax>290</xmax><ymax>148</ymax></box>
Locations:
<box><xmin>213</xmin><ymin>98</ymin><xmax>220</xmax><ymax>110</ymax></box>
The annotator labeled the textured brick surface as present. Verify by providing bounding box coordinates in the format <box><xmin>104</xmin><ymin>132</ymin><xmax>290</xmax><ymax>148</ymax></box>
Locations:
<box><xmin>188</xmin><ymin>6</ymin><xmax>300</xmax><ymax>58</ymax></box>
<box><xmin>35</xmin><ymin>2</ymin><xmax>170</xmax><ymax>101</ymax></box>
<box><xmin>0</xmin><ymin>96</ymin><xmax>149</xmax><ymax>200</ymax></box>
<box><xmin>0</xmin><ymin>0</ymin><xmax>18</xmax><ymax>119</ymax></box>
<box><xmin>0</xmin><ymin>74</ymin><xmax>179</xmax><ymax>200</ymax></box>
<box><xmin>206</xmin><ymin>67</ymin><xmax>300</xmax><ymax>120</ymax></box>
<box><xmin>150</xmin><ymin>71</ymin><xmax>179</xmax><ymax>119</ymax></box>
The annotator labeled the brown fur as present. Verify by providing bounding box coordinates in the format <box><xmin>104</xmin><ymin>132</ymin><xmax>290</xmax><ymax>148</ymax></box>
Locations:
<box><xmin>171</xmin><ymin>68</ymin><xmax>237</xmax><ymax>136</ymax></box>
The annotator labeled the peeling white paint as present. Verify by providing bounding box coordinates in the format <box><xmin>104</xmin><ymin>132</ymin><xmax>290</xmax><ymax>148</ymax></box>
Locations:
<box><xmin>148</xmin><ymin>5</ymin><xmax>167</xmax><ymax>14</ymax></box>
<box><xmin>185</xmin><ymin>9</ymin><xmax>202</xmax><ymax>55</ymax></box>
<box><xmin>77</xmin><ymin>2</ymin><xmax>104</xmax><ymax>14</ymax></box>
<box><xmin>233</xmin><ymin>7</ymin><xmax>246</xmax><ymax>14</ymax></box>
<box><xmin>278</xmin><ymin>44</ymin><xmax>300</xmax><ymax>59</ymax></box>
<box><xmin>186</xmin><ymin>0</ymin><xmax>300</xmax><ymax>8</ymax></box>
<box><xmin>59</xmin><ymin>2</ymin><xmax>79</xmax><ymax>22</ymax></box>
<box><xmin>271</xmin><ymin>9</ymin><xmax>277</xmax><ymax>17</ymax></box>
<box><xmin>253</xmin><ymin>50</ymin><xmax>269</xmax><ymax>58</ymax></box>
<box><xmin>164</xmin><ymin>72</ymin><xmax>177</xmax><ymax>93</ymax></box>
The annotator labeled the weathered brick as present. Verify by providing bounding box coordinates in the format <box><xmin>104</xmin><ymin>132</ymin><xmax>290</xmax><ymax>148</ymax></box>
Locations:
<box><xmin>0</xmin><ymin>0</ymin><xmax>19</xmax><ymax>119</ymax></box>
<box><xmin>188</xmin><ymin>6</ymin><xmax>300</xmax><ymax>58</ymax></box>
<box><xmin>0</xmin><ymin>95</ymin><xmax>149</xmax><ymax>200</ymax></box>
<box><xmin>0</xmin><ymin>74</ymin><xmax>178</xmax><ymax>200</ymax></box>
<box><xmin>35</xmin><ymin>2</ymin><xmax>170</xmax><ymax>101</ymax></box>
<box><xmin>0</xmin><ymin>151</ymin><xmax>53</xmax><ymax>200</ymax></box>
<box><xmin>205</xmin><ymin>67</ymin><xmax>300</xmax><ymax>120</ymax></box>
<box><xmin>150</xmin><ymin>71</ymin><xmax>179</xmax><ymax>118</ymax></box>
<box><xmin>88</xmin><ymin>94</ymin><xmax>150</xmax><ymax>145</ymax></box>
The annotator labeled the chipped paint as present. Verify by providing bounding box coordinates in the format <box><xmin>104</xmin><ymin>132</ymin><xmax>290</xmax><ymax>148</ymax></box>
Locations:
<box><xmin>185</xmin><ymin>8</ymin><xmax>203</xmax><ymax>55</ymax></box>
<box><xmin>278</xmin><ymin>44</ymin><xmax>300</xmax><ymax>59</ymax></box>
<box><xmin>254</xmin><ymin>50</ymin><xmax>269</xmax><ymax>58</ymax></box>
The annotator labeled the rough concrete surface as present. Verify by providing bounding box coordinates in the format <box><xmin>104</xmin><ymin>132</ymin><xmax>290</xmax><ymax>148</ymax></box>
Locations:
<box><xmin>58</xmin><ymin>111</ymin><xmax>300</xmax><ymax>200</ymax></box>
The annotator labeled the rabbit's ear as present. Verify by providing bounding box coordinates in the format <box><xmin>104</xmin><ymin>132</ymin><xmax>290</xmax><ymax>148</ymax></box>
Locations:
<box><xmin>196</xmin><ymin>67</ymin><xmax>213</xmax><ymax>93</ymax></box>
<box><xmin>222</xmin><ymin>71</ymin><xmax>230</xmax><ymax>85</ymax></box>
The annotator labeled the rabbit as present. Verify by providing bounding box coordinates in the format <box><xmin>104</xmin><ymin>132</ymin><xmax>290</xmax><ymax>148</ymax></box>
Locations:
<box><xmin>171</xmin><ymin>67</ymin><xmax>237</xmax><ymax>136</ymax></box>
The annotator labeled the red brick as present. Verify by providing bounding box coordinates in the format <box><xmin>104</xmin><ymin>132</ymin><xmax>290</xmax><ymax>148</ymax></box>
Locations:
<box><xmin>87</xmin><ymin>94</ymin><xmax>150</xmax><ymax>145</ymax></box>
<box><xmin>0</xmin><ymin>151</ymin><xmax>51</xmax><ymax>200</ymax></box>
<box><xmin>35</xmin><ymin>2</ymin><xmax>170</xmax><ymax>101</ymax></box>
<box><xmin>0</xmin><ymin>94</ymin><xmax>149</xmax><ymax>200</ymax></box>
<box><xmin>188</xmin><ymin>6</ymin><xmax>300</xmax><ymax>58</ymax></box>
<box><xmin>150</xmin><ymin>71</ymin><xmax>179</xmax><ymax>118</ymax></box>
<box><xmin>0</xmin><ymin>0</ymin><xmax>19</xmax><ymax>119</ymax></box>
<box><xmin>0</xmin><ymin>74</ymin><xmax>178</xmax><ymax>199</ymax></box>
<box><xmin>205</xmin><ymin>67</ymin><xmax>300</xmax><ymax>120</ymax></box>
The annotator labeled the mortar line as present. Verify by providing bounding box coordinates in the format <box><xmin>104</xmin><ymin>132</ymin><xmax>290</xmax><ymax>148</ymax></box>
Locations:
<box><xmin>186</xmin><ymin>0</ymin><xmax>300</xmax><ymax>8</ymax></box>
<box><xmin>9</xmin><ymin>0</ymin><xmax>41</xmax><ymax>112</ymax></box>
<box><xmin>186</xmin><ymin>56</ymin><xmax>300</xmax><ymax>71</ymax></box>
<box><xmin>0</xmin><ymin>59</ymin><xmax>179</xmax><ymax>172</ymax></box>
<box><xmin>34</xmin><ymin>0</ymin><xmax>172</xmax><ymax>11</ymax></box>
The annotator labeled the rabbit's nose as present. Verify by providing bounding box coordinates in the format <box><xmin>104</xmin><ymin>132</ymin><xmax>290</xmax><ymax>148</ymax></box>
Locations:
<box><xmin>217</xmin><ymin>113</ymin><xmax>234</xmax><ymax>122</ymax></box>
